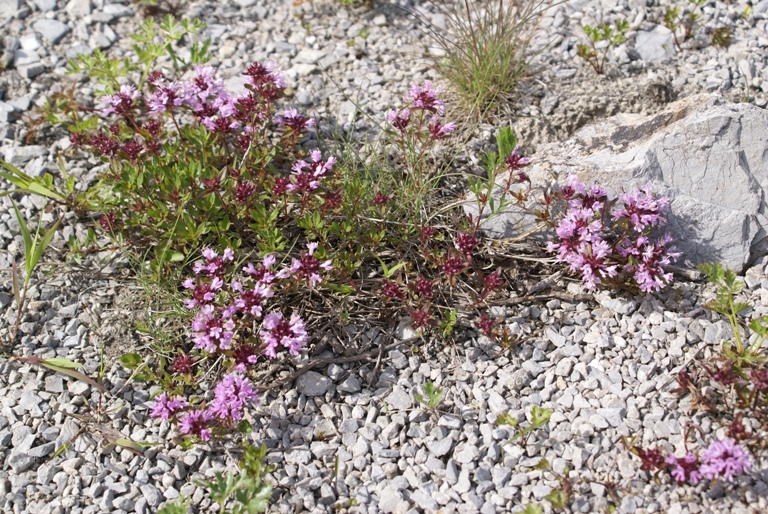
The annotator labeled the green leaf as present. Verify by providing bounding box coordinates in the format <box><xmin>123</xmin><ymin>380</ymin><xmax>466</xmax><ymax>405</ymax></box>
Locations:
<box><xmin>534</xmin><ymin>458</ymin><xmax>550</xmax><ymax>470</ymax></box>
<box><xmin>496</xmin><ymin>127</ymin><xmax>518</xmax><ymax>162</ymax></box>
<box><xmin>42</xmin><ymin>358</ymin><xmax>83</xmax><ymax>369</ymax></box>
<box><xmin>545</xmin><ymin>488</ymin><xmax>568</xmax><ymax>509</ymax></box>
<box><xmin>521</xmin><ymin>505</ymin><xmax>543</xmax><ymax>514</ymax></box>
<box><xmin>119</xmin><ymin>353</ymin><xmax>143</xmax><ymax>369</ymax></box>
<box><xmin>11</xmin><ymin>200</ymin><xmax>33</xmax><ymax>272</ymax></box>
<box><xmin>15</xmin><ymin>356</ymin><xmax>105</xmax><ymax>392</ymax></box>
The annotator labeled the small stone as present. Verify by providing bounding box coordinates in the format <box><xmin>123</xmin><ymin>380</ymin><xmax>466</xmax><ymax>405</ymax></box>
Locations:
<box><xmin>337</xmin><ymin>375</ymin><xmax>361</xmax><ymax>394</ymax></box>
<box><xmin>378</xmin><ymin>484</ymin><xmax>403</xmax><ymax>513</ymax></box>
<box><xmin>295</xmin><ymin>371</ymin><xmax>331</xmax><ymax>397</ymax></box>
<box><xmin>32</xmin><ymin>0</ymin><xmax>56</xmax><ymax>11</ymax></box>
<box><xmin>33</xmin><ymin>20</ymin><xmax>71</xmax><ymax>45</ymax></box>
<box><xmin>385</xmin><ymin>387</ymin><xmax>412</xmax><ymax>411</ymax></box>
<box><xmin>8</xmin><ymin>450</ymin><xmax>35</xmax><ymax>472</ymax></box>
<box><xmin>140</xmin><ymin>484</ymin><xmax>162</xmax><ymax>507</ymax></box>
<box><xmin>453</xmin><ymin>443</ymin><xmax>479</xmax><ymax>464</ymax></box>
<box><xmin>103</xmin><ymin>3</ymin><xmax>132</xmax><ymax>17</ymax></box>
<box><xmin>66</xmin><ymin>0</ymin><xmax>91</xmax><ymax>16</ymax></box>
<box><xmin>426</xmin><ymin>435</ymin><xmax>455</xmax><ymax>457</ymax></box>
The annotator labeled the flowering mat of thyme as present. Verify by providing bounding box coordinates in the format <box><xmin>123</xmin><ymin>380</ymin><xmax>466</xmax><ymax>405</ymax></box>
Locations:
<box><xmin>1</xmin><ymin>1</ymin><xmax>768</xmax><ymax>514</ymax></box>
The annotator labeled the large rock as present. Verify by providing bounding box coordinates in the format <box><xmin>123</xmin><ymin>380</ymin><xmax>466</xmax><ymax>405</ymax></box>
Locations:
<box><xmin>467</xmin><ymin>94</ymin><xmax>768</xmax><ymax>272</ymax></box>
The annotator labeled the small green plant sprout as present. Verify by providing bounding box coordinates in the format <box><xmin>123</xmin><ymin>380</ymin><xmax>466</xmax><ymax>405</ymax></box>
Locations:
<box><xmin>468</xmin><ymin>127</ymin><xmax>532</xmax><ymax>233</ymax></box>
<box><xmin>195</xmin><ymin>443</ymin><xmax>273</xmax><ymax>514</ymax></box>
<box><xmin>711</xmin><ymin>26</ymin><xmax>732</xmax><ymax>48</ymax></box>
<box><xmin>699</xmin><ymin>262</ymin><xmax>768</xmax><ymax>370</ymax></box>
<box><xmin>520</xmin><ymin>505</ymin><xmax>543</xmax><ymax>514</ymax></box>
<box><xmin>497</xmin><ymin>405</ymin><xmax>552</xmax><ymax>446</ymax></box>
<box><xmin>414</xmin><ymin>381</ymin><xmax>443</xmax><ymax>411</ymax></box>
<box><xmin>157</xmin><ymin>497</ymin><xmax>191</xmax><ymax>514</ymax></box>
<box><xmin>66</xmin><ymin>16</ymin><xmax>210</xmax><ymax>92</ymax></box>
<box><xmin>7</xmin><ymin>199</ymin><xmax>61</xmax><ymax>342</ymax></box>
<box><xmin>577</xmin><ymin>20</ymin><xmax>629</xmax><ymax>75</ymax></box>
<box><xmin>664</xmin><ymin>0</ymin><xmax>706</xmax><ymax>51</ymax></box>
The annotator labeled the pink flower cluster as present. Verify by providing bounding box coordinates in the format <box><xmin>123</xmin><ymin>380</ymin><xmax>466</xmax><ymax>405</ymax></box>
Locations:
<box><xmin>547</xmin><ymin>175</ymin><xmax>679</xmax><ymax>292</ymax></box>
<box><xmin>666</xmin><ymin>438</ymin><xmax>751</xmax><ymax>485</ymax></box>
<box><xmin>149</xmin><ymin>246</ymin><xmax>332</xmax><ymax>441</ymax></box>
<box><xmin>387</xmin><ymin>81</ymin><xmax>456</xmax><ymax>140</ymax></box>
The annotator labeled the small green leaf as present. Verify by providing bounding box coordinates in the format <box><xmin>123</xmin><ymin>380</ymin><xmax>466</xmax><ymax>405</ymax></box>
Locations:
<box><xmin>545</xmin><ymin>488</ymin><xmax>568</xmax><ymax>509</ymax></box>
<box><xmin>534</xmin><ymin>458</ymin><xmax>550</xmax><ymax>470</ymax></box>
<box><xmin>119</xmin><ymin>353</ymin><xmax>143</xmax><ymax>369</ymax></box>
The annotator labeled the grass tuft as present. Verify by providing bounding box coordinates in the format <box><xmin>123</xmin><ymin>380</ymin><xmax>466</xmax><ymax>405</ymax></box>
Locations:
<box><xmin>419</xmin><ymin>0</ymin><xmax>551</xmax><ymax>119</ymax></box>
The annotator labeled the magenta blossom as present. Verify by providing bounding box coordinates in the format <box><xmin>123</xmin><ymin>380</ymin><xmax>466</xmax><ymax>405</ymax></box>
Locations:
<box><xmin>277</xmin><ymin>108</ymin><xmax>315</xmax><ymax>132</ymax></box>
<box><xmin>613</xmin><ymin>187</ymin><xmax>670</xmax><ymax>232</ymax></box>
<box><xmin>243</xmin><ymin>254</ymin><xmax>290</xmax><ymax>285</ymax></box>
<box><xmin>191</xmin><ymin>304</ymin><xmax>236</xmax><ymax>352</ymax></box>
<box><xmin>386</xmin><ymin>108</ymin><xmax>411</xmax><ymax>133</ymax></box>
<box><xmin>260</xmin><ymin>311</ymin><xmax>308</xmax><ymax>359</ymax></box>
<box><xmin>505</xmin><ymin>145</ymin><xmax>530</xmax><ymax>171</ymax></box>
<box><xmin>179</xmin><ymin>409</ymin><xmax>214</xmax><ymax>441</ymax></box>
<box><xmin>209</xmin><ymin>373</ymin><xmax>259</xmax><ymax>422</ymax></box>
<box><xmin>405</xmin><ymin>81</ymin><xmax>445</xmax><ymax>115</ymax></box>
<box><xmin>699</xmin><ymin>438</ymin><xmax>751</xmax><ymax>481</ymax></box>
<box><xmin>666</xmin><ymin>452</ymin><xmax>702</xmax><ymax>485</ymax></box>
<box><xmin>290</xmin><ymin>242</ymin><xmax>333</xmax><ymax>287</ymax></box>
<box><xmin>428</xmin><ymin>116</ymin><xmax>456</xmax><ymax>140</ymax></box>
<box><xmin>149</xmin><ymin>393</ymin><xmax>187</xmax><ymax>421</ymax></box>
<box><xmin>101</xmin><ymin>85</ymin><xmax>140</xmax><ymax>116</ymax></box>
<box><xmin>193</xmin><ymin>248</ymin><xmax>235</xmax><ymax>277</ymax></box>
<box><xmin>224</xmin><ymin>280</ymin><xmax>273</xmax><ymax>318</ymax></box>
<box><xmin>182</xmin><ymin>276</ymin><xmax>223</xmax><ymax>309</ymax></box>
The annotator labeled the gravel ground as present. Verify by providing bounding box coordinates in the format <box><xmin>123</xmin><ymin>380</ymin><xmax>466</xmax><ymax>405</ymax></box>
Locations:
<box><xmin>2</xmin><ymin>0</ymin><xmax>768</xmax><ymax>513</ymax></box>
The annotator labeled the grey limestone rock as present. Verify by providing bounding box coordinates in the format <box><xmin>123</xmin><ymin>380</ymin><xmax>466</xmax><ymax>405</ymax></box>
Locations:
<box><xmin>33</xmin><ymin>19</ymin><xmax>71</xmax><ymax>45</ymax></box>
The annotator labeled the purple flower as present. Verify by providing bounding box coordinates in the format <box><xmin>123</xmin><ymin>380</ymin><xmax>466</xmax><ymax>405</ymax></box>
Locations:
<box><xmin>191</xmin><ymin>304</ymin><xmax>236</xmax><ymax>352</ymax></box>
<box><xmin>566</xmin><ymin>240</ymin><xmax>618</xmax><ymax>290</ymax></box>
<box><xmin>145</xmin><ymin>81</ymin><xmax>184</xmax><ymax>113</ymax></box>
<box><xmin>259</xmin><ymin>311</ymin><xmax>308</xmax><ymax>359</ymax></box>
<box><xmin>226</xmin><ymin>280</ymin><xmax>273</xmax><ymax>318</ymax></box>
<box><xmin>277</xmin><ymin>108</ymin><xmax>315</xmax><ymax>132</ymax></box>
<box><xmin>613</xmin><ymin>188</ymin><xmax>670</xmax><ymax>232</ymax></box>
<box><xmin>288</xmin><ymin>149</ymin><xmax>336</xmax><ymax>194</ymax></box>
<box><xmin>290</xmin><ymin>242</ymin><xmax>333</xmax><ymax>287</ymax></box>
<box><xmin>149</xmin><ymin>393</ymin><xmax>187</xmax><ymax>421</ymax></box>
<box><xmin>101</xmin><ymin>85</ymin><xmax>140</xmax><ymax>116</ymax></box>
<box><xmin>620</xmin><ymin>234</ymin><xmax>679</xmax><ymax>293</ymax></box>
<box><xmin>666</xmin><ymin>452</ymin><xmax>702</xmax><ymax>485</ymax></box>
<box><xmin>405</xmin><ymin>81</ymin><xmax>445</xmax><ymax>115</ymax></box>
<box><xmin>455</xmin><ymin>232</ymin><xmax>479</xmax><ymax>256</ymax></box>
<box><xmin>428</xmin><ymin>116</ymin><xmax>456</xmax><ymax>140</ymax></box>
<box><xmin>208</xmin><ymin>373</ymin><xmax>259</xmax><ymax>422</ymax></box>
<box><xmin>386</xmin><ymin>108</ymin><xmax>411</xmax><ymax>133</ymax></box>
<box><xmin>179</xmin><ymin>409</ymin><xmax>214</xmax><ymax>441</ymax></box>
<box><xmin>193</xmin><ymin>248</ymin><xmax>235</xmax><ymax>277</ymax></box>
<box><xmin>231</xmin><ymin>344</ymin><xmax>261</xmax><ymax>373</ymax></box>
<box><xmin>699</xmin><ymin>438</ymin><xmax>751</xmax><ymax>481</ymax></box>
<box><xmin>505</xmin><ymin>145</ymin><xmax>531</xmax><ymax>171</ymax></box>
<box><xmin>243</xmin><ymin>61</ymin><xmax>285</xmax><ymax>94</ymax></box>
<box><xmin>181</xmin><ymin>276</ymin><xmax>223</xmax><ymax>309</ymax></box>
<box><xmin>243</xmin><ymin>254</ymin><xmax>289</xmax><ymax>285</ymax></box>
<box><xmin>442</xmin><ymin>255</ymin><xmax>466</xmax><ymax>277</ymax></box>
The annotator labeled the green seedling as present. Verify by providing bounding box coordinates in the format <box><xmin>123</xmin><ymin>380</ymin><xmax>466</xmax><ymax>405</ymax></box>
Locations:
<box><xmin>577</xmin><ymin>20</ymin><xmax>629</xmax><ymax>74</ymax></box>
<box><xmin>414</xmin><ymin>381</ymin><xmax>443</xmax><ymax>410</ymax></box>
<box><xmin>0</xmin><ymin>159</ymin><xmax>67</xmax><ymax>203</ymax></box>
<box><xmin>700</xmin><ymin>262</ymin><xmax>768</xmax><ymax>370</ymax></box>
<box><xmin>195</xmin><ymin>443</ymin><xmax>273</xmax><ymax>514</ymax></box>
<box><xmin>497</xmin><ymin>405</ymin><xmax>552</xmax><ymax>446</ymax></box>
<box><xmin>664</xmin><ymin>0</ymin><xmax>707</xmax><ymax>50</ymax></box>
<box><xmin>8</xmin><ymin>200</ymin><xmax>62</xmax><ymax>342</ymax></box>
